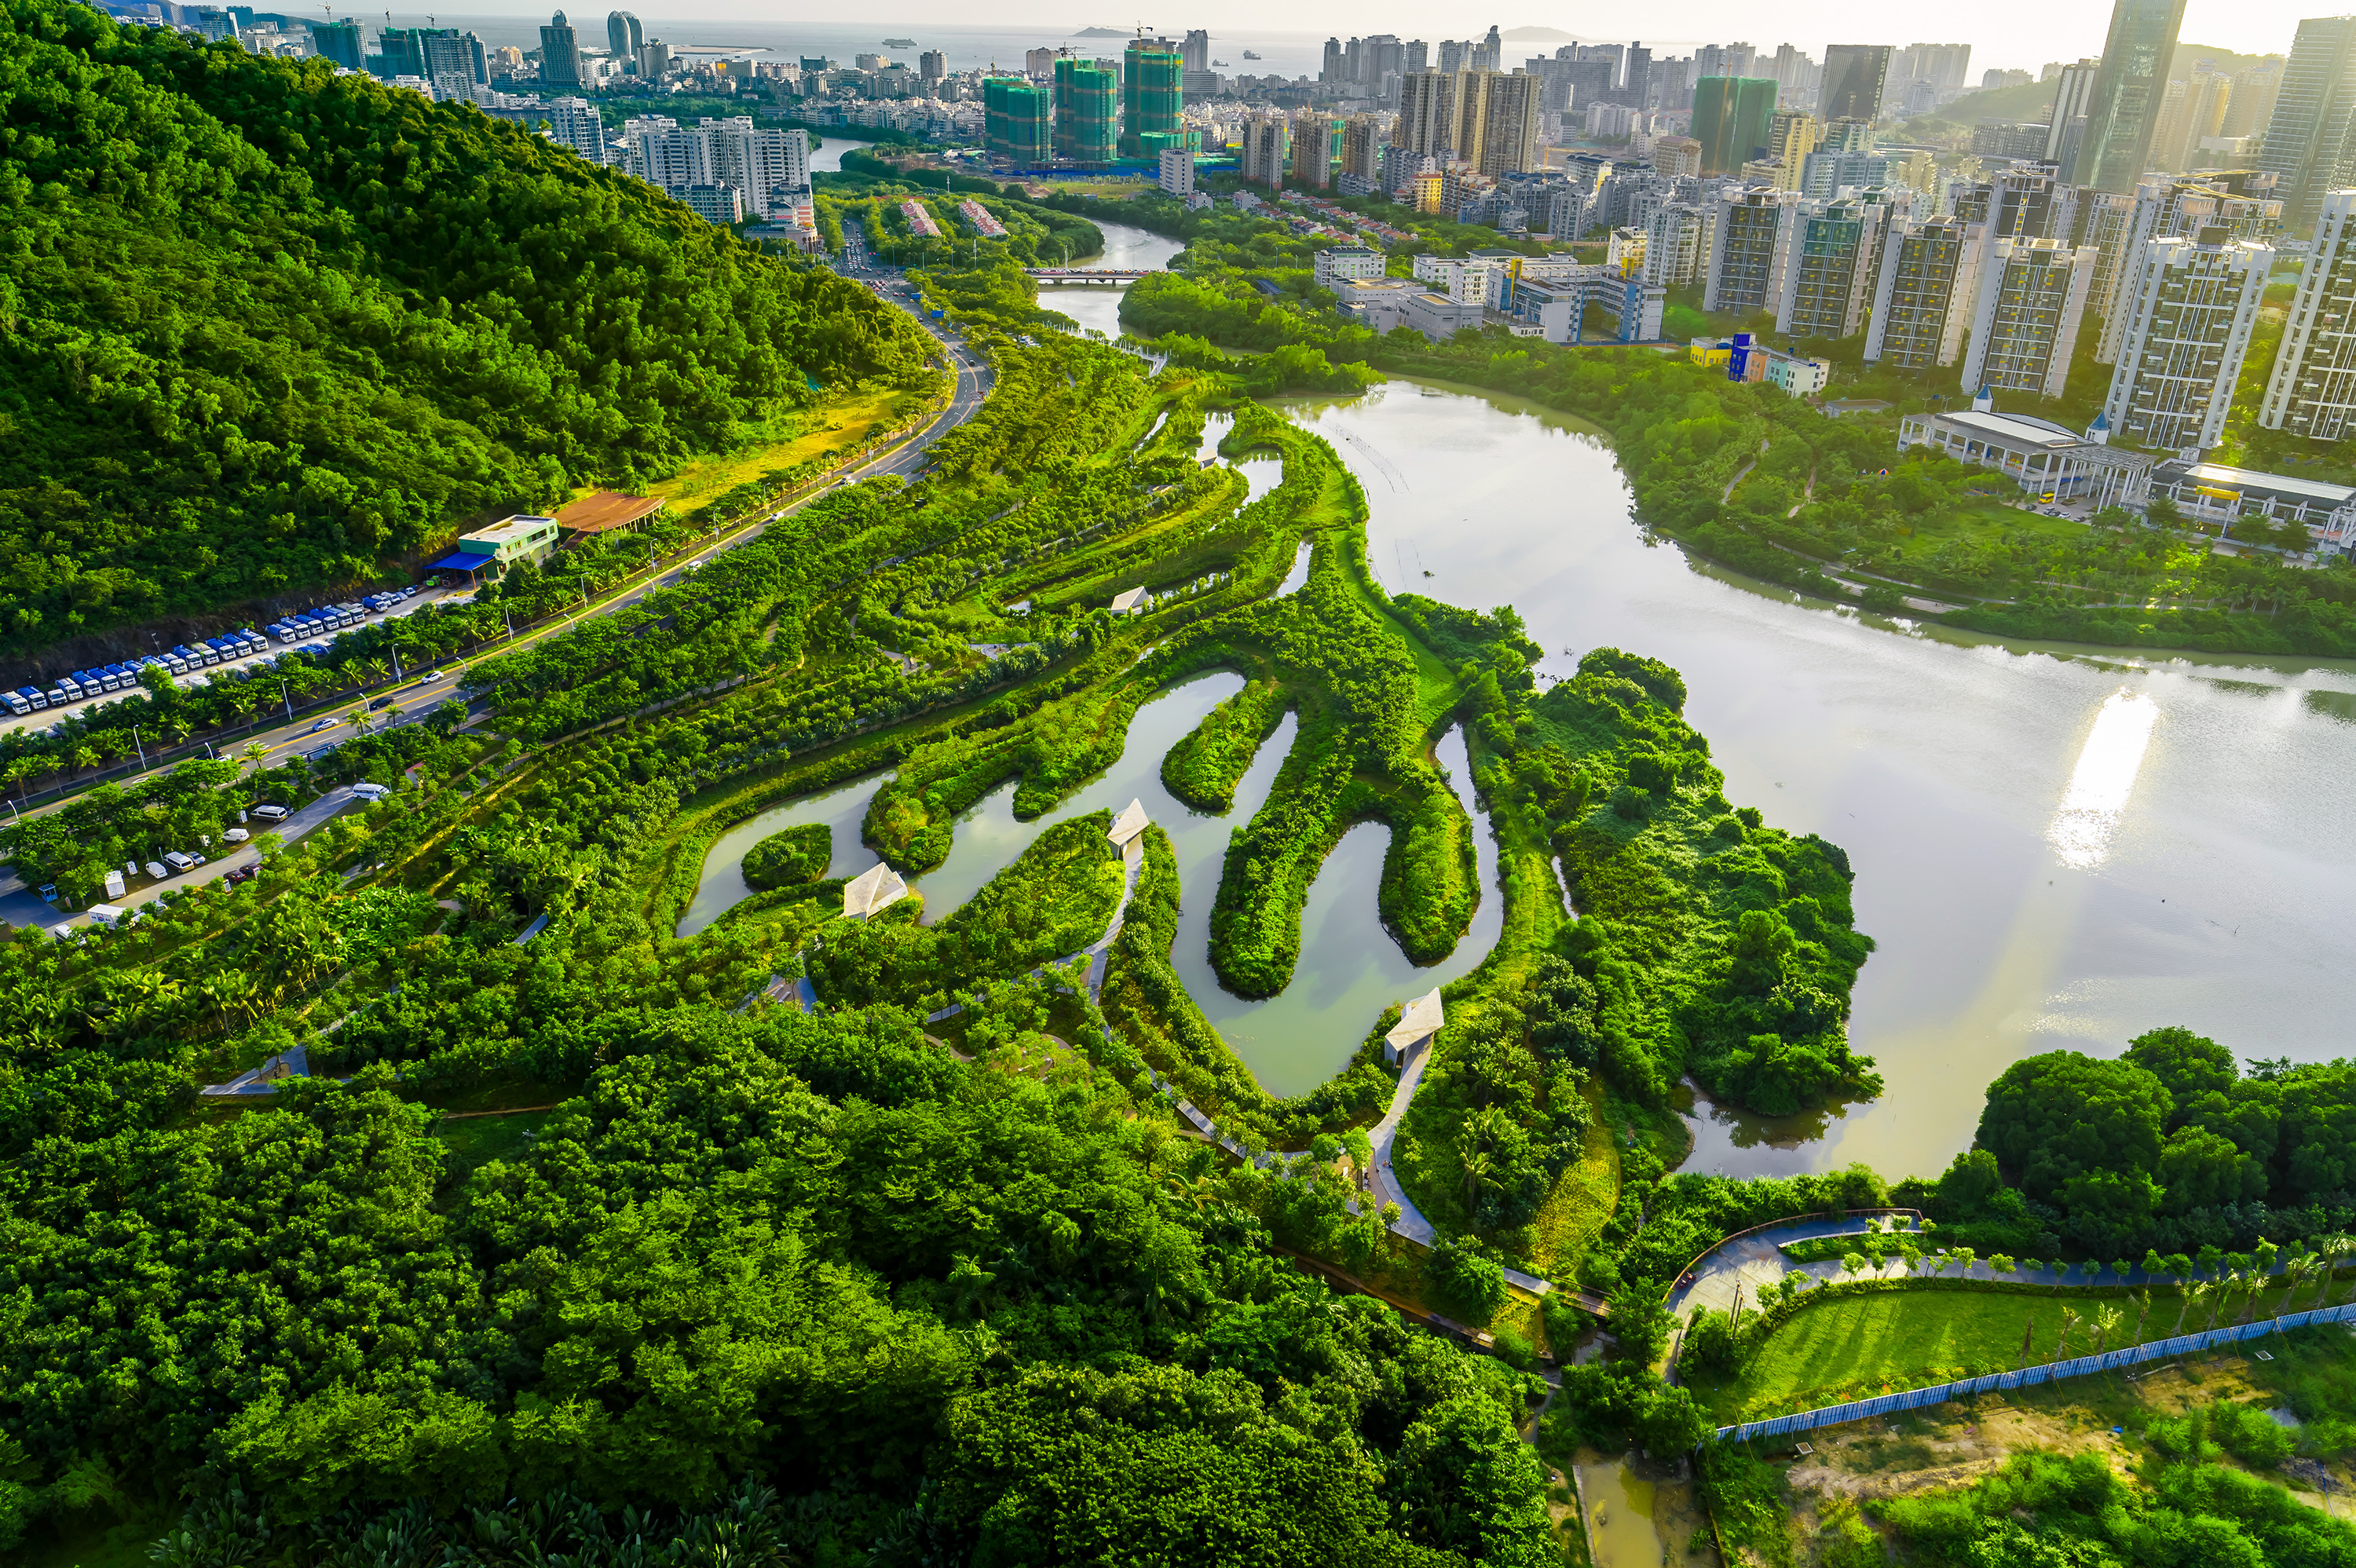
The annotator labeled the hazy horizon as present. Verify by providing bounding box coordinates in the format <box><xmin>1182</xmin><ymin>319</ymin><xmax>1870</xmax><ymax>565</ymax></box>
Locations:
<box><xmin>323</xmin><ymin>4</ymin><xmax>2305</xmax><ymax>78</ymax></box>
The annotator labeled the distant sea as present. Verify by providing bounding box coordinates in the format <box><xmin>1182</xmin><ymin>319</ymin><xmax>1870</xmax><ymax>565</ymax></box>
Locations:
<box><xmin>354</xmin><ymin>15</ymin><xmax>1335</xmax><ymax>77</ymax></box>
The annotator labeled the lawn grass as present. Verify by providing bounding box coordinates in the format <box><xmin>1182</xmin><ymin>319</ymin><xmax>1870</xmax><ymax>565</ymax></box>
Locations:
<box><xmin>1689</xmin><ymin>1282</ymin><xmax>2259</xmax><ymax>1424</ymax></box>
<box><xmin>434</xmin><ymin>1108</ymin><xmax>556</xmax><ymax>1174</ymax></box>
<box><xmin>1528</xmin><ymin>1078</ymin><xmax>1619</xmax><ymax>1276</ymax></box>
<box><xmin>643</xmin><ymin>389</ymin><xmax>904</xmax><ymax>511</ymax></box>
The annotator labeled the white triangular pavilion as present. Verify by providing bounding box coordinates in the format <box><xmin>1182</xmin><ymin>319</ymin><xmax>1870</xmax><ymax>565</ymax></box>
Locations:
<box><xmin>1107</xmin><ymin>798</ymin><xmax>1151</xmax><ymax>846</ymax></box>
<box><xmin>843</xmin><ymin>862</ymin><xmax>908</xmax><ymax>919</ymax></box>
<box><xmin>1110</xmin><ymin>587</ymin><xmax>1146</xmax><ymax>614</ymax></box>
<box><xmin>1384</xmin><ymin>988</ymin><xmax>1444</xmax><ymax>1065</ymax></box>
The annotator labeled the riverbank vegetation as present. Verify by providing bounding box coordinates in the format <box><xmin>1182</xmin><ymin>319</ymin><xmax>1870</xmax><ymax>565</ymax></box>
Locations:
<box><xmin>0</xmin><ymin>0</ymin><xmax>933</xmax><ymax>663</ymax></box>
<box><xmin>1118</xmin><ymin>274</ymin><xmax>2356</xmax><ymax>663</ymax></box>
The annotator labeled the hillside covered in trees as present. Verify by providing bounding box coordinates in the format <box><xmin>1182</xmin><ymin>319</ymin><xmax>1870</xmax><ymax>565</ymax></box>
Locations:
<box><xmin>0</xmin><ymin>0</ymin><xmax>927</xmax><ymax>660</ymax></box>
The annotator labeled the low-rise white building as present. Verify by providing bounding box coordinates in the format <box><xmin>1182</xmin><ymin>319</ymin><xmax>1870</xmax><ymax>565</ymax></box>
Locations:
<box><xmin>1313</xmin><ymin>245</ymin><xmax>1385</xmax><ymax>292</ymax></box>
<box><xmin>1896</xmin><ymin>408</ymin><xmax>2155</xmax><ymax>510</ymax></box>
<box><xmin>1396</xmin><ymin>290</ymin><xmax>1485</xmax><ymax>342</ymax></box>
<box><xmin>1158</xmin><ymin>147</ymin><xmax>1194</xmax><ymax>198</ymax></box>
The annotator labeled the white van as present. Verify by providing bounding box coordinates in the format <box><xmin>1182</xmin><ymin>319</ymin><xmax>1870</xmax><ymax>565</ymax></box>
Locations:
<box><xmin>145</xmin><ymin>861</ymin><xmax>167</xmax><ymax>879</ymax></box>
<box><xmin>251</xmin><ymin>803</ymin><xmax>291</xmax><ymax>821</ymax></box>
<box><xmin>104</xmin><ymin>870</ymin><xmax>126</xmax><ymax>899</ymax></box>
<box><xmin>163</xmin><ymin>850</ymin><xmax>200</xmax><ymax>873</ymax></box>
<box><xmin>222</xmin><ymin>827</ymin><xmax>250</xmax><ymax>843</ymax></box>
<box><xmin>87</xmin><ymin>904</ymin><xmax>128</xmax><ymax>928</ymax></box>
<box><xmin>350</xmin><ymin>781</ymin><xmax>391</xmax><ymax>801</ymax></box>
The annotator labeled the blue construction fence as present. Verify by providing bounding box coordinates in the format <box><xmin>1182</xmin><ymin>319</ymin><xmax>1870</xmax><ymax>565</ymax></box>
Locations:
<box><xmin>1716</xmin><ymin>1299</ymin><xmax>2356</xmax><ymax>1444</ymax></box>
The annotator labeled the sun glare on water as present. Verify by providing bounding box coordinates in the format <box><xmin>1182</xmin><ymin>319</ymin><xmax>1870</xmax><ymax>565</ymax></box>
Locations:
<box><xmin>2045</xmin><ymin>689</ymin><xmax>2160</xmax><ymax>870</ymax></box>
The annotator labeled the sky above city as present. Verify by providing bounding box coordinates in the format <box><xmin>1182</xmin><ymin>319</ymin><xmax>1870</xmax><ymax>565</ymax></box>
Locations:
<box><xmin>429</xmin><ymin>3</ymin><xmax>2305</xmax><ymax>74</ymax></box>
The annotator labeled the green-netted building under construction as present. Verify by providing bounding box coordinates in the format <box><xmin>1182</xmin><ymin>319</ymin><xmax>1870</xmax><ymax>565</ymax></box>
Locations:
<box><xmin>984</xmin><ymin>74</ymin><xmax>1051</xmax><ymax>165</ymax></box>
<box><xmin>1120</xmin><ymin>39</ymin><xmax>1180</xmax><ymax>158</ymax></box>
<box><xmin>1055</xmin><ymin>56</ymin><xmax>1117</xmax><ymax>163</ymax></box>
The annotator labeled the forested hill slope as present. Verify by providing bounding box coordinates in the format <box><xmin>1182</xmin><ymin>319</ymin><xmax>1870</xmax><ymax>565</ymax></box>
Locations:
<box><xmin>0</xmin><ymin>0</ymin><xmax>927</xmax><ymax>659</ymax></box>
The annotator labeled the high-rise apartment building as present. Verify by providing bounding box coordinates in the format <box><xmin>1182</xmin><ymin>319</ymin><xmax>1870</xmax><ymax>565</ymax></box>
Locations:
<box><xmin>983</xmin><ymin>74</ymin><xmax>1052</xmax><ymax>166</ymax></box>
<box><xmin>605</xmin><ymin>10</ymin><xmax>641</xmax><ymax>65</ymax></box>
<box><xmin>1159</xmin><ymin>146</ymin><xmax>1194</xmax><ymax>198</ymax></box>
<box><xmin>1392</xmin><ymin>69</ymin><xmax>1538</xmax><ymax>174</ymax></box>
<box><xmin>2094</xmin><ymin>171</ymin><xmax>2285</xmax><ymax>360</ymax></box>
<box><xmin>1863</xmin><ymin>215</ymin><xmax>1982</xmax><ymax>366</ymax></box>
<box><xmin>1472</xmin><ymin>25</ymin><xmax>1502</xmax><ymax>74</ymax></box>
<box><xmin>920</xmin><ymin>50</ymin><xmax>945</xmax><ymax>85</ymax></box>
<box><xmin>1800</xmin><ymin>148</ymin><xmax>1890</xmax><ymax>198</ymax></box>
<box><xmin>2104</xmin><ymin>228</ymin><xmax>2271</xmax><ymax>450</ymax></box>
<box><xmin>2077</xmin><ymin>0</ymin><xmax>2191</xmax><ymax>193</ymax></box>
<box><xmin>1765</xmin><ymin>111</ymin><xmax>1820</xmax><ymax>190</ymax></box>
<box><xmin>1644</xmin><ymin>203</ymin><xmax>1715</xmax><ymax>287</ymax></box>
<box><xmin>1961</xmin><ymin>238</ymin><xmax>2100</xmax><ymax>400</ymax></box>
<box><xmin>1778</xmin><ymin>196</ymin><xmax>1887</xmax><ymax>339</ymax></box>
<box><xmin>1820</xmin><ymin>46</ymin><xmax>1893</xmax><ymax>122</ymax></box>
<box><xmin>1290</xmin><ymin>111</ymin><xmax>1336</xmax><ymax>188</ymax></box>
<box><xmin>620</xmin><ymin>117</ymin><xmax>808</xmax><ymax>221</ymax></box>
<box><xmin>1476</xmin><ymin>71</ymin><xmax>1542</xmax><ymax>176</ymax></box>
<box><xmin>1341</xmin><ymin>115</ymin><xmax>1385</xmax><ymax>183</ymax></box>
<box><xmin>2047</xmin><ymin>58</ymin><xmax>2102</xmax><ymax>171</ymax></box>
<box><xmin>2263</xmin><ymin>188</ymin><xmax>2356</xmax><ymax>440</ymax></box>
<box><xmin>1053</xmin><ymin>56</ymin><xmax>1118</xmax><ymax>163</ymax></box>
<box><xmin>1895</xmin><ymin>42</ymin><xmax>1973</xmax><ymax>93</ymax></box>
<box><xmin>1691</xmin><ymin>76</ymin><xmax>1779</xmax><ymax>175</ymax></box>
<box><xmin>2072</xmin><ymin>188</ymin><xmax>2144</xmax><ymax>343</ymax></box>
<box><xmin>1704</xmin><ymin>187</ymin><xmax>1805</xmax><ymax>315</ymax></box>
<box><xmin>1121</xmin><ymin>38</ymin><xmax>1183</xmax><ymax>157</ymax></box>
<box><xmin>2222</xmin><ymin>60</ymin><xmax>2283</xmax><ymax>140</ymax></box>
<box><xmin>481</xmin><ymin>93</ymin><xmax>609</xmax><ymax>163</ymax></box>
<box><xmin>2150</xmin><ymin>64</ymin><xmax>2232</xmax><ymax>173</ymax></box>
<box><xmin>1023</xmin><ymin>46</ymin><xmax>1055</xmax><ymax>77</ymax></box>
<box><xmin>1181</xmin><ymin>30</ymin><xmax>1209</xmax><ymax>73</ymax></box>
<box><xmin>537</xmin><ymin>9</ymin><xmax>582</xmax><ymax>86</ymax></box>
<box><xmin>1240</xmin><ymin>111</ymin><xmax>1289</xmax><ymax>188</ymax></box>
<box><xmin>2259</xmin><ymin>17</ymin><xmax>2356</xmax><ymax>229</ymax></box>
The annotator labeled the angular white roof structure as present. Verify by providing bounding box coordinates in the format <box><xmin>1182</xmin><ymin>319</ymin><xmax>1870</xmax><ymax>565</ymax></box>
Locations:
<box><xmin>843</xmin><ymin>862</ymin><xmax>908</xmax><ymax>919</ymax></box>
<box><xmin>1384</xmin><ymin>988</ymin><xmax>1443</xmax><ymax>1064</ymax></box>
<box><xmin>1107</xmin><ymin>798</ymin><xmax>1150</xmax><ymax>846</ymax></box>
<box><xmin>1110</xmin><ymin>587</ymin><xmax>1147</xmax><ymax>613</ymax></box>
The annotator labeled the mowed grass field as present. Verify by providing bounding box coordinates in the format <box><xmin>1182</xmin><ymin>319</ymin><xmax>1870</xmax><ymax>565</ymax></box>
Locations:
<box><xmin>1687</xmin><ymin>1285</ymin><xmax>2261</xmax><ymax>1424</ymax></box>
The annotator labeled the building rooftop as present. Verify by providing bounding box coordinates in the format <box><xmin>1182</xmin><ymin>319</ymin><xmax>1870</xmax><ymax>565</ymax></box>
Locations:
<box><xmin>462</xmin><ymin>514</ymin><xmax>558</xmax><ymax>543</ymax></box>
<box><xmin>1939</xmin><ymin>409</ymin><xmax>2088</xmax><ymax>449</ymax></box>
<box><xmin>555</xmin><ymin>492</ymin><xmax>668</xmax><ymax>535</ymax></box>
<box><xmin>2157</xmin><ymin>461</ymin><xmax>2356</xmax><ymax>506</ymax></box>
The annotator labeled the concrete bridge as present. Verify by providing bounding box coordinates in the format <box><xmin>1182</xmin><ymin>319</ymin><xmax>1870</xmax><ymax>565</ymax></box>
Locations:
<box><xmin>1023</xmin><ymin>268</ymin><xmax>1160</xmax><ymax>284</ymax></box>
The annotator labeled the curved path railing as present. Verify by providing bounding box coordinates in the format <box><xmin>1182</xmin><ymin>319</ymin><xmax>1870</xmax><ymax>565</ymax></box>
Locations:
<box><xmin>1716</xmin><ymin>1302</ymin><xmax>2356</xmax><ymax>1443</ymax></box>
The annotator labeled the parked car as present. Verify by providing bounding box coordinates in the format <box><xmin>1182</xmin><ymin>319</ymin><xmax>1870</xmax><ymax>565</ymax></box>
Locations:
<box><xmin>145</xmin><ymin>861</ymin><xmax>168</xmax><ymax>879</ymax></box>
<box><xmin>251</xmin><ymin>803</ymin><xmax>291</xmax><ymax>821</ymax></box>
<box><xmin>222</xmin><ymin>827</ymin><xmax>250</xmax><ymax>843</ymax></box>
<box><xmin>163</xmin><ymin>850</ymin><xmax>202</xmax><ymax>872</ymax></box>
<box><xmin>350</xmin><ymin>781</ymin><xmax>392</xmax><ymax>801</ymax></box>
<box><xmin>225</xmin><ymin>864</ymin><xmax>258</xmax><ymax>886</ymax></box>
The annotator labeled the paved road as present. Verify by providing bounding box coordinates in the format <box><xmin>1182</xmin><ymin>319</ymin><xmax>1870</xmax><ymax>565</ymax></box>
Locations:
<box><xmin>7</xmin><ymin>784</ymin><xmax>367</xmax><ymax>934</ymax></box>
<box><xmin>0</xmin><ymin>285</ymin><xmax>990</xmax><ymax>847</ymax></box>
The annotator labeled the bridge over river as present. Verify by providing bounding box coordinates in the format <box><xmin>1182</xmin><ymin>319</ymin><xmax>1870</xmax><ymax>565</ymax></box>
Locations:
<box><xmin>1023</xmin><ymin>268</ymin><xmax>1162</xmax><ymax>284</ymax></box>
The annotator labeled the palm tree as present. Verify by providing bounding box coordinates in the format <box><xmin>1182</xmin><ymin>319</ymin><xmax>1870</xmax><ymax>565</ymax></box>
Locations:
<box><xmin>2208</xmin><ymin>1276</ymin><xmax>2231</xmax><ymax>1332</ymax></box>
<box><xmin>2051</xmin><ymin>1305</ymin><xmax>2081</xmax><ymax>1365</ymax></box>
<box><xmin>2172</xmin><ymin>1281</ymin><xmax>2203</xmax><ymax>1337</ymax></box>
<box><xmin>2278</xmin><ymin>1257</ymin><xmax>2313</xmax><ymax>1318</ymax></box>
<box><xmin>2316</xmin><ymin>1237</ymin><xmax>2351</xmax><ymax>1309</ymax></box>
<box><xmin>2091</xmin><ymin>1305</ymin><xmax>2123</xmax><ymax>1360</ymax></box>
<box><xmin>2131</xmin><ymin>1290</ymin><xmax>2152</xmax><ymax>1346</ymax></box>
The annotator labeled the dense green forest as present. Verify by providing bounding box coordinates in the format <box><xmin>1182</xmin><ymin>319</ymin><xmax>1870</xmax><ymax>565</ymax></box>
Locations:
<box><xmin>0</xmin><ymin>0</ymin><xmax>927</xmax><ymax>660</ymax></box>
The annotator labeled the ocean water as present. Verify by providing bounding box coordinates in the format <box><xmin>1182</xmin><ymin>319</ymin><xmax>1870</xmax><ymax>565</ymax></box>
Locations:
<box><xmin>356</xmin><ymin>14</ymin><xmax>1331</xmax><ymax>77</ymax></box>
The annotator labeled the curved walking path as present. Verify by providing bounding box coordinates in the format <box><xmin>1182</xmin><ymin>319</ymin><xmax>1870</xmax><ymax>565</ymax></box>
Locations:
<box><xmin>1668</xmin><ymin>1212</ymin><xmax>2327</xmax><ymax>1325</ymax></box>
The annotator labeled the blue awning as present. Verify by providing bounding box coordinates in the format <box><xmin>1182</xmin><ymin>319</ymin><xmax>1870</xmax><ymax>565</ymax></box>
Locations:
<box><xmin>429</xmin><ymin>550</ymin><xmax>498</xmax><ymax>572</ymax></box>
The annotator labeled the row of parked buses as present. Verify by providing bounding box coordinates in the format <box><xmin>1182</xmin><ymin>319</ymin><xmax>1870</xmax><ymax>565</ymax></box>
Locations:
<box><xmin>4</xmin><ymin>586</ymin><xmax>426</xmax><ymax>719</ymax></box>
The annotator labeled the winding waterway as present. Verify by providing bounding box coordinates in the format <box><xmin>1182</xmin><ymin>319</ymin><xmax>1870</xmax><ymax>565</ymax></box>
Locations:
<box><xmin>709</xmin><ymin>217</ymin><xmax>2356</xmax><ymax>1178</ymax></box>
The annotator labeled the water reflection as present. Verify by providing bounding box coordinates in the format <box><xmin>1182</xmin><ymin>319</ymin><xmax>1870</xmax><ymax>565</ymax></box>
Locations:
<box><xmin>1277</xmin><ymin>378</ymin><xmax>2356</xmax><ymax>1179</ymax></box>
<box><xmin>2047</xmin><ymin>689</ymin><xmax>2160</xmax><ymax>870</ymax></box>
